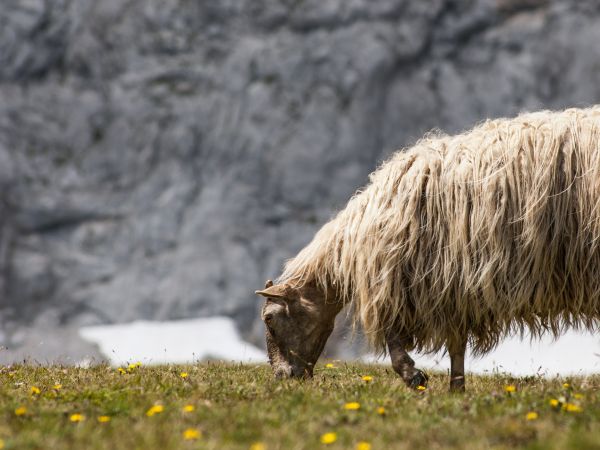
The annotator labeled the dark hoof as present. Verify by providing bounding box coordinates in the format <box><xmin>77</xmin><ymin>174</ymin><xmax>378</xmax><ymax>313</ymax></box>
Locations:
<box><xmin>449</xmin><ymin>383</ymin><xmax>465</xmax><ymax>393</ymax></box>
<box><xmin>449</xmin><ymin>376</ymin><xmax>465</xmax><ymax>393</ymax></box>
<box><xmin>408</xmin><ymin>370</ymin><xmax>429</xmax><ymax>389</ymax></box>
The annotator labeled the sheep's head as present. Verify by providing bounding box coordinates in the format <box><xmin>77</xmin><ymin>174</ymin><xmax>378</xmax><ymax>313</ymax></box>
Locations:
<box><xmin>255</xmin><ymin>280</ymin><xmax>339</xmax><ymax>379</ymax></box>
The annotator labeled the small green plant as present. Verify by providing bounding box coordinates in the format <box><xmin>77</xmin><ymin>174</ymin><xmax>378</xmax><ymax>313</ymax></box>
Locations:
<box><xmin>0</xmin><ymin>363</ymin><xmax>598</xmax><ymax>449</ymax></box>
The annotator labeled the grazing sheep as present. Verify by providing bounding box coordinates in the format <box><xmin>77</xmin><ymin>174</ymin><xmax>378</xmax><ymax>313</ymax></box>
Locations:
<box><xmin>256</xmin><ymin>106</ymin><xmax>600</xmax><ymax>391</ymax></box>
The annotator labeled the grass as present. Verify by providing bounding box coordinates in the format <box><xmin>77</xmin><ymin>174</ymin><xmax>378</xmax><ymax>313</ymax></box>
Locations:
<box><xmin>0</xmin><ymin>363</ymin><xmax>599</xmax><ymax>449</ymax></box>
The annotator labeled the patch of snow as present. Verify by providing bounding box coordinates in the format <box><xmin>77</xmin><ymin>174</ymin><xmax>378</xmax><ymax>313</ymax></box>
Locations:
<box><xmin>80</xmin><ymin>318</ymin><xmax>600</xmax><ymax>375</ymax></box>
<box><xmin>363</xmin><ymin>329</ymin><xmax>600</xmax><ymax>376</ymax></box>
<box><xmin>79</xmin><ymin>317</ymin><xmax>267</xmax><ymax>366</ymax></box>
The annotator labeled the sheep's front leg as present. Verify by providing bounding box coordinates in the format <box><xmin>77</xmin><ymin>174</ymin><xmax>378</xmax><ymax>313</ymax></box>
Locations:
<box><xmin>448</xmin><ymin>338</ymin><xmax>467</xmax><ymax>392</ymax></box>
<box><xmin>386</xmin><ymin>332</ymin><xmax>428</xmax><ymax>389</ymax></box>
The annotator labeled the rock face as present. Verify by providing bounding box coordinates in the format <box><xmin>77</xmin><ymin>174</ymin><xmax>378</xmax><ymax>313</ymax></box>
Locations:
<box><xmin>1</xmin><ymin>0</ymin><xmax>600</xmax><ymax>362</ymax></box>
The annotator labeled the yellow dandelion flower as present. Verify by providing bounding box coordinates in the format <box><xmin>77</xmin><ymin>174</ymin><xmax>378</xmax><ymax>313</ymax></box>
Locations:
<box><xmin>325</xmin><ymin>363</ymin><xmax>335</xmax><ymax>369</ymax></box>
<box><xmin>574</xmin><ymin>393</ymin><xmax>584</xmax><ymax>400</ymax></box>
<box><xmin>0</xmin><ymin>438</ymin><xmax>4</xmax><ymax>449</ymax></box>
<box><xmin>525</xmin><ymin>411</ymin><xmax>538</xmax><ymax>421</ymax></box>
<box><xmin>135</xmin><ymin>362</ymin><xmax>142</xmax><ymax>367</ymax></box>
<box><xmin>549</xmin><ymin>398</ymin><xmax>559</xmax><ymax>407</ymax></box>
<box><xmin>117</xmin><ymin>368</ymin><xmax>126</xmax><ymax>375</ymax></box>
<box><xmin>183</xmin><ymin>428</ymin><xmax>201</xmax><ymax>440</ymax></box>
<box><xmin>356</xmin><ymin>442</ymin><xmax>372</xmax><ymax>450</ymax></box>
<box><xmin>249</xmin><ymin>442</ymin><xmax>266</xmax><ymax>450</ymax></box>
<box><xmin>504</xmin><ymin>385</ymin><xmax>516</xmax><ymax>393</ymax></box>
<box><xmin>563</xmin><ymin>403</ymin><xmax>582</xmax><ymax>413</ymax></box>
<box><xmin>53</xmin><ymin>384</ymin><xmax>62</xmax><ymax>390</ymax></box>
<box><xmin>97</xmin><ymin>415</ymin><xmax>111</xmax><ymax>423</ymax></box>
<box><xmin>146</xmin><ymin>404</ymin><xmax>164</xmax><ymax>417</ymax></box>
<box><xmin>416</xmin><ymin>385</ymin><xmax>426</xmax><ymax>391</ymax></box>
<box><xmin>562</xmin><ymin>383</ymin><xmax>570</xmax><ymax>389</ymax></box>
<box><xmin>361</xmin><ymin>376</ymin><xmax>373</xmax><ymax>382</ymax></box>
<box><xmin>344</xmin><ymin>402</ymin><xmax>360</xmax><ymax>410</ymax></box>
<box><xmin>70</xmin><ymin>413</ymin><xmax>85</xmax><ymax>422</ymax></box>
<box><xmin>180</xmin><ymin>372</ymin><xmax>189</xmax><ymax>379</ymax></box>
<box><xmin>183</xmin><ymin>404</ymin><xmax>195</xmax><ymax>412</ymax></box>
<box><xmin>30</xmin><ymin>386</ymin><xmax>41</xmax><ymax>395</ymax></box>
<box><xmin>320</xmin><ymin>432</ymin><xmax>337</xmax><ymax>444</ymax></box>
<box><xmin>14</xmin><ymin>406</ymin><xmax>27</xmax><ymax>416</ymax></box>
<box><xmin>376</xmin><ymin>406</ymin><xmax>386</xmax><ymax>415</ymax></box>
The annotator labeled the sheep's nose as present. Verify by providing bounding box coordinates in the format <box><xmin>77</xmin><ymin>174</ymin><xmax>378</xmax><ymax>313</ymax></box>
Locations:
<box><xmin>273</xmin><ymin>365</ymin><xmax>292</xmax><ymax>378</ymax></box>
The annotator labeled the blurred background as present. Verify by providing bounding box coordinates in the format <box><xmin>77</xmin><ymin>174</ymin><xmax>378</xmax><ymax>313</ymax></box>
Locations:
<box><xmin>1</xmin><ymin>0</ymin><xmax>600</xmax><ymax>370</ymax></box>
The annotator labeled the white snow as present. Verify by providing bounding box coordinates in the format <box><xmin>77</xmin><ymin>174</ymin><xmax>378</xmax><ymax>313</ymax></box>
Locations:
<box><xmin>364</xmin><ymin>329</ymin><xmax>600</xmax><ymax>376</ymax></box>
<box><xmin>79</xmin><ymin>317</ymin><xmax>600</xmax><ymax>376</ymax></box>
<box><xmin>79</xmin><ymin>317</ymin><xmax>267</xmax><ymax>366</ymax></box>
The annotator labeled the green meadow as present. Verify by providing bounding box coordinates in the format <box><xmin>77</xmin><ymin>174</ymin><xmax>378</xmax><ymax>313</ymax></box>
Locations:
<box><xmin>0</xmin><ymin>363</ymin><xmax>598</xmax><ymax>449</ymax></box>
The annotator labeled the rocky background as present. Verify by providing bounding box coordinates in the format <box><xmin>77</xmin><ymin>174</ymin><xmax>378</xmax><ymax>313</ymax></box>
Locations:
<box><xmin>1</xmin><ymin>0</ymin><xmax>600</xmax><ymax>363</ymax></box>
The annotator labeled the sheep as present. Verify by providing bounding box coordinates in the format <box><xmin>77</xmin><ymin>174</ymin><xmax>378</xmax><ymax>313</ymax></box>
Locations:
<box><xmin>256</xmin><ymin>106</ymin><xmax>600</xmax><ymax>391</ymax></box>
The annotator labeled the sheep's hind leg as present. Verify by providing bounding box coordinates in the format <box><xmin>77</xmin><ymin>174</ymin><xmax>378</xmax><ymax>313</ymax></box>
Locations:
<box><xmin>448</xmin><ymin>338</ymin><xmax>467</xmax><ymax>392</ymax></box>
<box><xmin>386</xmin><ymin>332</ymin><xmax>429</xmax><ymax>389</ymax></box>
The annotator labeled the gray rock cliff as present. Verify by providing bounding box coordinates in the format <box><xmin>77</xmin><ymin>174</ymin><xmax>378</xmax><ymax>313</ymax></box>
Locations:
<box><xmin>1</xmin><ymin>0</ymin><xmax>600</xmax><ymax>362</ymax></box>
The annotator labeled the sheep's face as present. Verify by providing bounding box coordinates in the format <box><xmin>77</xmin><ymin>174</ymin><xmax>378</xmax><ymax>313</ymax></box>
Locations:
<box><xmin>255</xmin><ymin>281</ymin><xmax>338</xmax><ymax>378</ymax></box>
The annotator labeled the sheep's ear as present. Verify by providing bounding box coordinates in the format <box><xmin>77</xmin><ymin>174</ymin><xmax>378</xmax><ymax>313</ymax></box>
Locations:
<box><xmin>255</xmin><ymin>283</ymin><xmax>291</xmax><ymax>299</ymax></box>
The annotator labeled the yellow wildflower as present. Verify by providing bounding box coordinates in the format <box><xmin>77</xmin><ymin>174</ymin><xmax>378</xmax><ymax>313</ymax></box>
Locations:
<box><xmin>249</xmin><ymin>443</ymin><xmax>266</xmax><ymax>450</ymax></box>
<box><xmin>97</xmin><ymin>415</ymin><xmax>111</xmax><ymax>423</ymax></box>
<box><xmin>180</xmin><ymin>372</ymin><xmax>189</xmax><ymax>379</ymax></box>
<box><xmin>117</xmin><ymin>368</ymin><xmax>126</xmax><ymax>375</ymax></box>
<box><xmin>525</xmin><ymin>411</ymin><xmax>538</xmax><ymax>421</ymax></box>
<box><xmin>53</xmin><ymin>384</ymin><xmax>62</xmax><ymax>390</ymax></box>
<box><xmin>574</xmin><ymin>393</ymin><xmax>584</xmax><ymax>400</ymax></box>
<box><xmin>183</xmin><ymin>428</ymin><xmax>201</xmax><ymax>440</ymax></box>
<box><xmin>361</xmin><ymin>375</ymin><xmax>373</xmax><ymax>382</ymax></box>
<box><xmin>135</xmin><ymin>362</ymin><xmax>142</xmax><ymax>367</ymax></box>
<box><xmin>356</xmin><ymin>442</ymin><xmax>372</xmax><ymax>450</ymax></box>
<box><xmin>30</xmin><ymin>386</ymin><xmax>41</xmax><ymax>395</ymax></box>
<box><xmin>563</xmin><ymin>403</ymin><xmax>582</xmax><ymax>413</ymax></box>
<box><xmin>416</xmin><ymin>385</ymin><xmax>426</xmax><ymax>391</ymax></box>
<box><xmin>325</xmin><ymin>363</ymin><xmax>335</xmax><ymax>369</ymax></box>
<box><xmin>14</xmin><ymin>406</ymin><xmax>27</xmax><ymax>416</ymax></box>
<box><xmin>549</xmin><ymin>398</ymin><xmax>560</xmax><ymax>407</ymax></box>
<box><xmin>146</xmin><ymin>404</ymin><xmax>164</xmax><ymax>417</ymax></box>
<box><xmin>504</xmin><ymin>385</ymin><xmax>516</xmax><ymax>393</ymax></box>
<box><xmin>0</xmin><ymin>438</ymin><xmax>4</xmax><ymax>449</ymax></box>
<box><xmin>70</xmin><ymin>413</ymin><xmax>85</xmax><ymax>422</ymax></box>
<box><xmin>562</xmin><ymin>383</ymin><xmax>570</xmax><ymax>389</ymax></box>
<box><xmin>320</xmin><ymin>432</ymin><xmax>337</xmax><ymax>444</ymax></box>
<box><xmin>344</xmin><ymin>402</ymin><xmax>360</xmax><ymax>410</ymax></box>
<box><xmin>376</xmin><ymin>406</ymin><xmax>386</xmax><ymax>415</ymax></box>
<box><xmin>183</xmin><ymin>404</ymin><xmax>195</xmax><ymax>412</ymax></box>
